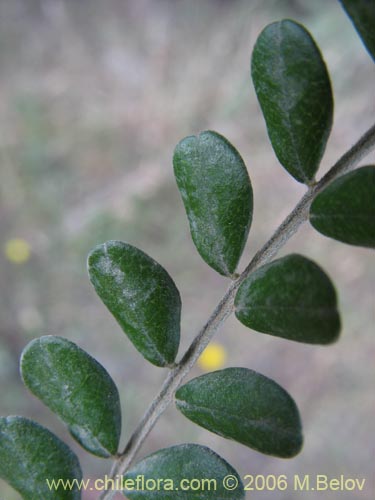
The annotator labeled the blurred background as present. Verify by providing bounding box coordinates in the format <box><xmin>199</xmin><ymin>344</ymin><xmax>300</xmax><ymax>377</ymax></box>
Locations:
<box><xmin>0</xmin><ymin>0</ymin><xmax>374</xmax><ymax>498</ymax></box>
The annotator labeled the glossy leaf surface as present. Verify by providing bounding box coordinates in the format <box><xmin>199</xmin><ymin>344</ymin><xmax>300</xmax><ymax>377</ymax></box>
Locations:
<box><xmin>173</xmin><ymin>131</ymin><xmax>253</xmax><ymax>276</ymax></box>
<box><xmin>175</xmin><ymin>368</ymin><xmax>303</xmax><ymax>458</ymax></box>
<box><xmin>310</xmin><ymin>166</ymin><xmax>375</xmax><ymax>248</ymax></box>
<box><xmin>0</xmin><ymin>416</ymin><xmax>82</xmax><ymax>500</ymax></box>
<box><xmin>21</xmin><ymin>335</ymin><xmax>121</xmax><ymax>457</ymax></box>
<box><xmin>88</xmin><ymin>240</ymin><xmax>181</xmax><ymax>366</ymax></box>
<box><xmin>124</xmin><ymin>444</ymin><xmax>245</xmax><ymax>499</ymax></box>
<box><xmin>251</xmin><ymin>20</ymin><xmax>333</xmax><ymax>183</ymax></box>
<box><xmin>235</xmin><ymin>254</ymin><xmax>340</xmax><ymax>344</ymax></box>
<box><xmin>339</xmin><ymin>0</ymin><xmax>375</xmax><ymax>60</ymax></box>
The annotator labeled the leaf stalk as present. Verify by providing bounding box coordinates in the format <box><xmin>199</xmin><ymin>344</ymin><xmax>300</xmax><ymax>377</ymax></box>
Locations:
<box><xmin>100</xmin><ymin>122</ymin><xmax>375</xmax><ymax>499</ymax></box>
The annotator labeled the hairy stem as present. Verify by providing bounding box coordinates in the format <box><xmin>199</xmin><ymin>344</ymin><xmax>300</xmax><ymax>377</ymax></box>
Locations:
<box><xmin>101</xmin><ymin>123</ymin><xmax>375</xmax><ymax>498</ymax></box>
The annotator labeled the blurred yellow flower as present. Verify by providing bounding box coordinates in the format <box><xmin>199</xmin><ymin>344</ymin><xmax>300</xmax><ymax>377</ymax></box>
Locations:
<box><xmin>198</xmin><ymin>342</ymin><xmax>227</xmax><ymax>371</ymax></box>
<box><xmin>4</xmin><ymin>238</ymin><xmax>31</xmax><ymax>264</ymax></box>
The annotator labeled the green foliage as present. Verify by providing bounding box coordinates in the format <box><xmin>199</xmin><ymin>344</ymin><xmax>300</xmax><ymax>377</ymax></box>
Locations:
<box><xmin>88</xmin><ymin>240</ymin><xmax>181</xmax><ymax>367</ymax></box>
<box><xmin>1</xmin><ymin>5</ymin><xmax>374</xmax><ymax>499</ymax></box>
<box><xmin>0</xmin><ymin>416</ymin><xmax>81</xmax><ymax>499</ymax></box>
<box><xmin>251</xmin><ymin>20</ymin><xmax>333</xmax><ymax>183</ymax></box>
<box><xmin>310</xmin><ymin>166</ymin><xmax>375</xmax><ymax>248</ymax></box>
<box><xmin>123</xmin><ymin>444</ymin><xmax>245</xmax><ymax>499</ymax></box>
<box><xmin>339</xmin><ymin>0</ymin><xmax>375</xmax><ymax>60</ymax></box>
<box><xmin>235</xmin><ymin>254</ymin><xmax>341</xmax><ymax>344</ymax></box>
<box><xmin>173</xmin><ymin>131</ymin><xmax>253</xmax><ymax>276</ymax></box>
<box><xmin>21</xmin><ymin>336</ymin><xmax>121</xmax><ymax>457</ymax></box>
<box><xmin>175</xmin><ymin>368</ymin><xmax>302</xmax><ymax>458</ymax></box>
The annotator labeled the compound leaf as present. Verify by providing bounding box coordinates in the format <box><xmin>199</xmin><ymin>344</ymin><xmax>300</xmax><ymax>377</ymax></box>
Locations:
<box><xmin>235</xmin><ymin>254</ymin><xmax>340</xmax><ymax>344</ymax></box>
<box><xmin>310</xmin><ymin>166</ymin><xmax>375</xmax><ymax>248</ymax></box>
<box><xmin>339</xmin><ymin>0</ymin><xmax>375</xmax><ymax>61</ymax></box>
<box><xmin>21</xmin><ymin>335</ymin><xmax>121</xmax><ymax>457</ymax></box>
<box><xmin>173</xmin><ymin>131</ymin><xmax>253</xmax><ymax>276</ymax></box>
<box><xmin>88</xmin><ymin>240</ymin><xmax>181</xmax><ymax>367</ymax></box>
<box><xmin>175</xmin><ymin>368</ymin><xmax>302</xmax><ymax>458</ymax></box>
<box><xmin>0</xmin><ymin>416</ymin><xmax>82</xmax><ymax>500</ymax></box>
<box><xmin>123</xmin><ymin>444</ymin><xmax>245</xmax><ymax>499</ymax></box>
<box><xmin>251</xmin><ymin>19</ymin><xmax>333</xmax><ymax>183</ymax></box>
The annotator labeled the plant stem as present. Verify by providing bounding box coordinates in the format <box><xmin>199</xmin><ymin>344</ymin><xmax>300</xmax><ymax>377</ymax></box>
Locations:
<box><xmin>100</xmin><ymin>123</ymin><xmax>375</xmax><ymax>499</ymax></box>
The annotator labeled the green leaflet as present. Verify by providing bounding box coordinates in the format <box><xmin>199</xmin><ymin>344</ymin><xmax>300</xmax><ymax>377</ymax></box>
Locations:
<box><xmin>175</xmin><ymin>368</ymin><xmax>302</xmax><ymax>458</ymax></box>
<box><xmin>88</xmin><ymin>240</ymin><xmax>181</xmax><ymax>367</ymax></box>
<box><xmin>123</xmin><ymin>444</ymin><xmax>245</xmax><ymax>499</ymax></box>
<box><xmin>173</xmin><ymin>131</ymin><xmax>253</xmax><ymax>276</ymax></box>
<box><xmin>310</xmin><ymin>166</ymin><xmax>375</xmax><ymax>248</ymax></box>
<box><xmin>251</xmin><ymin>20</ymin><xmax>333</xmax><ymax>183</ymax></box>
<box><xmin>21</xmin><ymin>336</ymin><xmax>121</xmax><ymax>457</ymax></box>
<box><xmin>235</xmin><ymin>254</ymin><xmax>340</xmax><ymax>344</ymax></box>
<box><xmin>0</xmin><ymin>416</ymin><xmax>82</xmax><ymax>500</ymax></box>
<box><xmin>339</xmin><ymin>0</ymin><xmax>375</xmax><ymax>61</ymax></box>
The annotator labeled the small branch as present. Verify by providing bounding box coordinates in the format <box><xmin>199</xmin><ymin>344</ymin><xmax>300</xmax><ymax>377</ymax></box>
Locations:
<box><xmin>100</xmin><ymin>123</ymin><xmax>375</xmax><ymax>498</ymax></box>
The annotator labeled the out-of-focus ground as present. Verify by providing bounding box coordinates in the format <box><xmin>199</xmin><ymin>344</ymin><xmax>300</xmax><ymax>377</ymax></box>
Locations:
<box><xmin>0</xmin><ymin>0</ymin><xmax>374</xmax><ymax>499</ymax></box>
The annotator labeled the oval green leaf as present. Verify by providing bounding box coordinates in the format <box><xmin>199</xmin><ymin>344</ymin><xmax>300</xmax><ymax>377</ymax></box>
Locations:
<box><xmin>123</xmin><ymin>444</ymin><xmax>244</xmax><ymax>499</ymax></box>
<box><xmin>251</xmin><ymin>20</ymin><xmax>333</xmax><ymax>183</ymax></box>
<box><xmin>88</xmin><ymin>240</ymin><xmax>181</xmax><ymax>366</ymax></box>
<box><xmin>310</xmin><ymin>166</ymin><xmax>375</xmax><ymax>248</ymax></box>
<box><xmin>0</xmin><ymin>416</ymin><xmax>82</xmax><ymax>500</ymax></box>
<box><xmin>20</xmin><ymin>335</ymin><xmax>121</xmax><ymax>457</ymax></box>
<box><xmin>235</xmin><ymin>254</ymin><xmax>340</xmax><ymax>344</ymax></box>
<box><xmin>339</xmin><ymin>0</ymin><xmax>375</xmax><ymax>61</ymax></box>
<box><xmin>175</xmin><ymin>368</ymin><xmax>302</xmax><ymax>458</ymax></box>
<box><xmin>173</xmin><ymin>131</ymin><xmax>253</xmax><ymax>276</ymax></box>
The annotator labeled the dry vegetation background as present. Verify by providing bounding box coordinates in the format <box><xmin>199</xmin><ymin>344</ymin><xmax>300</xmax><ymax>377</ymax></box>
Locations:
<box><xmin>0</xmin><ymin>0</ymin><xmax>374</xmax><ymax>499</ymax></box>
